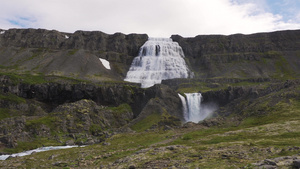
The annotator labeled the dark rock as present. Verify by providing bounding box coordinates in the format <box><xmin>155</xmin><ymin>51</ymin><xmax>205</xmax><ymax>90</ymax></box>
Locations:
<box><xmin>221</xmin><ymin>154</ymin><xmax>230</xmax><ymax>159</ymax></box>
<box><xmin>182</xmin><ymin>122</ymin><xmax>196</xmax><ymax>128</ymax></box>
<box><xmin>53</xmin><ymin>162</ymin><xmax>68</xmax><ymax>167</ymax></box>
<box><xmin>293</xmin><ymin>159</ymin><xmax>300</xmax><ymax>168</ymax></box>
<box><xmin>201</xmin><ymin>118</ymin><xmax>221</xmax><ymax>127</ymax></box>
<box><xmin>129</xmin><ymin>165</ymin><xmax>136</xmax><ymax>169</ymax></box>
<box><xmin>6</xmin><ymin>156</ymin><xmax>14</xmax><ymax>160</ymax></box>
<box><xmin>264</xmin><ymin>159</ymin><xmax>277</xmax><ymax>166</ymax></box>
<box><xmin>166</xmin><ymin>146</ymin><xmax>176</xmax><ymax>151</ymax></box>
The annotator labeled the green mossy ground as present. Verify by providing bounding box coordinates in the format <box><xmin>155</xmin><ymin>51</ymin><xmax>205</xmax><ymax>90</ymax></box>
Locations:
<box><xmin>1</xmin><ymin>79</ymin><xmax>299</xmax><ymax>168</ymax></box>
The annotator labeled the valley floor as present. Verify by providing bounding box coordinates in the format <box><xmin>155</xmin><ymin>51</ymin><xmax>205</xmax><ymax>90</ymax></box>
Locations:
<box><xmin>0</xmin><ymin>117</ymin><xmax>300</xmax><ymax>168</ymax></box>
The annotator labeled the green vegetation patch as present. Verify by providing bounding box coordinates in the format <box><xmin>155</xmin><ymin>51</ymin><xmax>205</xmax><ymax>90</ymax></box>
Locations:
<box><xmin>0</xmin><ymin>108</ymin><xmax>11</xmax><ymax>120</ymax></box>
<box><xmin>273</xmin><ymin>55</ymin><xmax>296</xmax><ymax>79</ymax></box>
<box><xmin>0</xmin><ymin>93</ymin><xmax>26</xmax><ymax>104</ymax></box>
<box><xmin>176</xmin><ymin>80</ymin><xmax>270</xmax><ymax>93</ymax></box>
<box><xmin>68</xmin><ymin>49</ymin><xmax>79</xmax><ymax>55</ymax></box>
<box><xmin>240</xmin><ymin>99</ymin><xmax>300</xmax><ymax>127</ymax></box>
<box><xmin>130</xmin><ymin>109</ymin><xmax>181</xmax><ymax>132</ymax></box>
<box><xmin>89</xmin><ymin>124</ymin><xmax>104</xmax><ymax>135</ymax></box>
<box><xmin>130</xmin><ymin>112</ymin><xmax>161</xmax><ymax>132</ymax></box>
<box><xmin>24</xmin><ymin>48</ymin><xmax>46</xmax><ymax>62</ymax></box>
<box><xmin>0</xmin><ymin>72</ymin><xmax>47</xmax><ymax>84</ymax></box>
<box><xmin>108</xmin><ymin>103</ymin><xmax>132</xmax><ymax>114</ymax></box>
<box><xmin>25</xmin><ymin>116</ymin><xmax>59</xmax><ymax>131</ymax></box>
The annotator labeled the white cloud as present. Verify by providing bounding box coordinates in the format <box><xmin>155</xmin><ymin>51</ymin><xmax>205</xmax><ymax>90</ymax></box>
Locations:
<box><xmin>0</xmin><ymin>0</ymin><xmax>300</xmax><ymax>37</ymax></box>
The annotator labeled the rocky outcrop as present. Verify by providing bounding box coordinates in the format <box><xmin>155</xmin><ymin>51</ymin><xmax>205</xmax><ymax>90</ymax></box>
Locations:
<box><xmin>0</xmin><ymin>75</ymin><xmax>184</xmax><ymax>119</ymax></box>
<box><xmin>252</xmin><ymin>154</ymin><xmax>300</xmax><ymax>169</ymax></box>
<box><xmin>0</xmin><ymin>79</ymin><xmax>184</xmax><ymax>149</ymax></box>
<box><xmin>51</xmin><ymin>99</ymin><xmax>133</xmax><ymax>132</ymax></box>
<box><xmin>0</xmin><ymin>99</ymin><xmax>134</xmax><ymax>148</ymax></box>
<box><xmin>128</xmin><ymin>84</ymin><xmax>183</xmax><ymax>128</ymax></box>
<box><xmin>0</xmin><ymin>116</ymin><xmax>29</xmax><ymax>148</ymax></box>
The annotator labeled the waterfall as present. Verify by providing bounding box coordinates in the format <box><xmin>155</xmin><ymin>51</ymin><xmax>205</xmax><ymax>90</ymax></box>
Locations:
<box><xmin>186</xmin><ymin>93</ymin><xmax>202</xmax><ymax>123</ymax></box>
<box><xmin>178</xmin><ymin>94</ymin><xmax>188</xmax><ymax>120</ymax></box>
<box><xmin>179</xmin><ymin>93</ymin><xmax>210</xmax><ymax>123</ymax></box>
<box><xmin>124</xmin><ymin>38</ymin><xmax>191</xmax><ymax>88</ymax></box>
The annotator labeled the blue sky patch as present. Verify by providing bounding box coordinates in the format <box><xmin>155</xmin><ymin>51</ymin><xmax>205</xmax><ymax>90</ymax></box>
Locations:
<box><xmin>7</xmin><ymin>16</ymin><xmax>36</xmax><ymax>28</ymax></box>
<box><xmin>266</xmin><ymin>0</ymin><xmax>300</xmax><ymax>21</ymax></box>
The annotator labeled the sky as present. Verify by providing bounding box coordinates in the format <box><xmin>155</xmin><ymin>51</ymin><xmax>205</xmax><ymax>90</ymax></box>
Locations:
<box><xmin>1</xmin><ymin>0</ymin><xmax>300</xmax><ymax>37</ymax></box>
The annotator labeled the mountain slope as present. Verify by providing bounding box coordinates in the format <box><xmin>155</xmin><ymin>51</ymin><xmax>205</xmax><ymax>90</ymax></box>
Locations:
<box><xmin>172</xmin><ymin>30</ymin><xmax>300</xmax><ymax>79</ymax></box>
<box><xmin>0</xmin><ymin>28</ymin><xmax>300</xmax><ymax>168</ymax></box>
<box><xmin>0</xmin><ymin>28</ymin><xmax>148</xmax><ymax>81</ymax></box>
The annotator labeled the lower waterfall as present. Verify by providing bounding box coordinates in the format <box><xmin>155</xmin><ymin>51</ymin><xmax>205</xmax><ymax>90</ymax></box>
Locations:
<box><xmin>178</xmin><ymin>94</ymin><xmax>188</xmax><ymax>120</ymax></box>
<box><xmin>178</xmin><ymin>93</ymin><xmax>211</xmax><ymax>123</ymax></box>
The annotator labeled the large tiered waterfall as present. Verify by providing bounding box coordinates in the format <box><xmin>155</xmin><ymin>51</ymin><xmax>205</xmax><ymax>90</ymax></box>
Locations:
<box><xmin>178</xmin><ymin>93</ymin><xmax>211</xmax><ymax>123</ymax></box>
<box><xmin>124</xmin><ymin>38</ymin><xmax>191</xmax><ymax>88</ymax></box>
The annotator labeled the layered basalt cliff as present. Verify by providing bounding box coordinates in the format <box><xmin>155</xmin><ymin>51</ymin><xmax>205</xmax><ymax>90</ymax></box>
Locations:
<box><xmin>0</xmin><ymin>29</ymin><xmax>148</xmax><ymax>80</ymax></box>
<box><xmin>0</xmin><ymin>29</ymin><xmax>148</xmax><ymax>56</ymax></box>
<box><xmin>1</xmin><ymin>28</ymin><xmax>300</xmax><ymax>81</ymax></box>
<box><xmin>171</xmin><ymin>30</ymin><xmax>300</xmax><ymax>78</ymax></box>
<box><xmin>0</xmin><ymin>74</ymin><xmax>183</xmax><ymax>149</ymax></box>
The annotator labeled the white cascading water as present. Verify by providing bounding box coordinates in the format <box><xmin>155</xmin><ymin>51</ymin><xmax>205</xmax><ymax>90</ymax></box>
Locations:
<box><xmin>178</xmin><ymin>94</ymin><xmax>188</xmax><ymax>120</ymax></box>
<box><xmin>124</xmin><ymin>38</ymin><xmax>191</xmax><ymax>88</ymax></box>
<box><xmin>178</xmin><ymin>93</ymin><xmax>209</xmax><ymax>123</ymax></box>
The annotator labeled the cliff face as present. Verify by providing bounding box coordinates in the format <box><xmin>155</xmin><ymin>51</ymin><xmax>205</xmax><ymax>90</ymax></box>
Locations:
<box><xmin>0</xmin><ymin>75</ymin><xmax>183</xmax><ymax>148</ymax></box>
<box><xmin>1</xmin><ymin>28</ymin><xmax>300</xmax><ymax>81</ymax></box>
<box><xmin>0</xmin><ymin>29</ymin><xmax>148</xmax><ymax>80</ymax></box>
<box><xmin>0</xmin><ymin>29</ymin><xmax>147</xmax><ymax>55</ymax></box>
<box><xmin>171</xmin><ymin>30</ymin><xmax>300</xmax><ymax>79</ymax></box>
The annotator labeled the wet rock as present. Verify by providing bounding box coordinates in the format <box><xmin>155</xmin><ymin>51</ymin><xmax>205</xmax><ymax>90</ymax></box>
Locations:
<box><xmin>6</xmin><ymin>156</ymin><xmax>14</xmax><ymax>160</ymax></box>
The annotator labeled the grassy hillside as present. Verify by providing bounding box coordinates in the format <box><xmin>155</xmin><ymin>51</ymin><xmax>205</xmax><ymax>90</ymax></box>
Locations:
<box><xmin>1</xmin><ymin>79</ymin><xmax>299</xmax><ymax>168</ymax></box>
